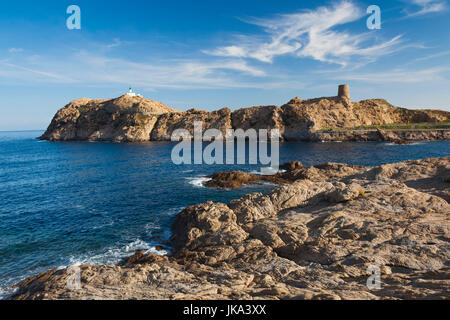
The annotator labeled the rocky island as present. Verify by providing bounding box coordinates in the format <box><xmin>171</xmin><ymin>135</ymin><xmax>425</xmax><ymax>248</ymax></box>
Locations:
<box><xmin>9</xmin><ymin>156</ymin><xmax>450</xmax><ymax>300</ymax></box>
<box><xmin>40</xmin><ymin>85</ymin><xmax>450</xmax><ymax>143</ymax></box>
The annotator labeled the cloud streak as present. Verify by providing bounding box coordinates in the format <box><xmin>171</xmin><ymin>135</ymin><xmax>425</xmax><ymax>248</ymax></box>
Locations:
<box><xmin>0</xmin><ymin>51</ymin><xmax>267</xmax><ymax>89</ymax></box>
<box><xmin>405</xmin><ymin>0</ymin><xmax>447</xmax><ymax>17</ymax></box>
<box><xmin>205</xmin><ymin>1</ymin><xmax>404</xmax><ymax>66</ymax></box>
<box><xmin>8</xmin><ymin>48</ymin><xmax>24</xmax><ymax>53</ymax></box>
<box><xmin>333</xmin><ymin>66</ymin><xmax>449</xmax><ymax>83</ymax></box>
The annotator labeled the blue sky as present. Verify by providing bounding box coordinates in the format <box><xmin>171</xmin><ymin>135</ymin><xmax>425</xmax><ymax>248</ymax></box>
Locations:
<box><xmin>0</xmin><ymin>0</ymin><xmax>449</xmax><ymax>130</ymax></box>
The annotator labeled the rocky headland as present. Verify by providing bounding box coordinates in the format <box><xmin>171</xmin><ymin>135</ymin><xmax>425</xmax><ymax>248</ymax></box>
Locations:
<box><xmin>8</xmin><ymin>156</ymin><xmax>450</xmax><ymax>300</ymax></box>
<box><xmin>40</xmin><ymin>85</ymin><xmax>450</xmax><ymax>143</ymax></box>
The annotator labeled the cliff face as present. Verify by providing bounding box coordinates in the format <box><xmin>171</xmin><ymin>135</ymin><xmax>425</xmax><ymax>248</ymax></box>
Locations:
<box><xmin>9</xmin><ymin>157</ymin><xmax>450</xmax><ymax>300</ymax></box>
<box><xmin>40</xmin><ymin>93</ymin><xmax>450</xmax><ymax>142</ymax></box>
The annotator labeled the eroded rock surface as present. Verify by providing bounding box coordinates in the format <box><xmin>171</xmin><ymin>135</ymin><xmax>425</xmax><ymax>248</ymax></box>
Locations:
<box><xmin>151</xmin><ymin>108</ymin><xmax>232</xmax><ymax>141</ymax></box>
<box><xmin>9</xmin><ymin>157</ymin><xmax>450</xmax><ymax>300</ymax></box>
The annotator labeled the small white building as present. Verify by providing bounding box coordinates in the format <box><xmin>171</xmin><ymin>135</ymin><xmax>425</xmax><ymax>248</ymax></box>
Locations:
<box><xmin>126</xmin><ymin>87</ymin><xmax>143</xmax><ymax>97</ymax></box>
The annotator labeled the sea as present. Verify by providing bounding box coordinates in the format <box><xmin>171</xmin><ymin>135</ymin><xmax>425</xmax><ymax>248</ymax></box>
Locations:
<box><xmin>1</xmin><ymin>130</ymin><xmax>449</xmax><ymax>298</ymax></box>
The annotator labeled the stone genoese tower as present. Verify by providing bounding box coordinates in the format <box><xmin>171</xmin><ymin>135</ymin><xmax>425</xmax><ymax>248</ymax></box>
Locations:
<box><xmin>338</xmin><ymin>84</ymin><xmax>350</xmax><ymax>100</ymax></box>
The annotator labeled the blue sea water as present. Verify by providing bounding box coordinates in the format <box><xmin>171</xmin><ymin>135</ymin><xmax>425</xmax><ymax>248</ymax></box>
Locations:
<box><xmin>0</xmin><ymin>130</ymin><xmax>449</xmax><ymax>298</ymax></box>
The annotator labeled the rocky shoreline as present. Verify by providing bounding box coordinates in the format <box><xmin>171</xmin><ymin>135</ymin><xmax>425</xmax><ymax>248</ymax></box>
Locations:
<box><xmin>40</xmin><ymin>86</ymin><xmax>450</xmax><ymax>143</ymax></box>
<box><xmin>311</xmin><ymin>129</ymin><xmax>450</xmax><ymax>143</ymax></box>
<box><xmin>8</xmin><ymin>156</ymin><xmax>450</xmax><ymax>300</ymax></box>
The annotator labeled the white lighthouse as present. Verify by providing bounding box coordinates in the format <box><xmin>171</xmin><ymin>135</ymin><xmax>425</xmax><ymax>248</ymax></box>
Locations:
<box><xmin>126</xmin><ymin>87</ymin><xmax>143</xmax><ymax>97</ymax></box>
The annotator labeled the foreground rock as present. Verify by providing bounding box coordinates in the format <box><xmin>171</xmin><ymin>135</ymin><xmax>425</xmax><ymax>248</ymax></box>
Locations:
<box><xmin>40</xmin><ymin>86</ymin><xmax>450</xmax><ymax>142</ymax></box>
<box><xmin>204</xmin><ymin>171</ymin><xmax>263</xmax><ymax>189</ymax></box>
<box><xmin>9</xmin><ymin>157</ymin><xmax>450</xmax><ymax>300</ymax></box>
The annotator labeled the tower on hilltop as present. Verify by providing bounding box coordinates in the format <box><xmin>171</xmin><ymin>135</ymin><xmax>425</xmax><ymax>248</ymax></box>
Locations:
<box><xmin>338</xmin><ymin>84</ymin><xmax>350</xmax><ymax>100</ymax></box>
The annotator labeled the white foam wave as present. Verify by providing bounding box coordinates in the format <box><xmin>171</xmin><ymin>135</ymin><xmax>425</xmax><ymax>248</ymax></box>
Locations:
<box><xmin>409</xmin><ymin>142</ymin><xmax>425</xmax><ymax>145</ymax></box>
<box><xmin>164</xmin><ymin>206</ymin><xmax>185</xmax><ymax>216</ymax></box>
<box><xmin>145</xmin><ymin>222</ymin><xmax>172</xmax><ymax>242</ymax></box>
<box><xmin>250</xmin><ymin>167</ymin><xmax>286</xmax><ymax>176</ymax></box>
<box><xmin>0</xmin><ymin>285</ymin><xmax>18</xmax><ymax>300</ymax></box>
<box><xmin>67</xmin><ymin>239</ymin><xmax>167</xmax><ymax>267</ymax></box>
<box><xmin>385</xmin><ymin>142</ymin><xmax>425</xmax><ymax>146</ymax></box>
<box><xmin>186</xmin><ymin>176</ymin><xmax>211</xmax><ymax>188</ymax></box>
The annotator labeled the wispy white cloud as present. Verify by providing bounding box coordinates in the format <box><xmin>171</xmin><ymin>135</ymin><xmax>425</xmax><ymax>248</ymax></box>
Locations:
<box><xmin>208</xmin><ymin>45</ymin><xmax>249</xmax><ymax>59</ymax></box>
<box><xmin>413</xmin><ymin>50</ymin><xmax>450</xmax><ymax>62</ymax></box>
<box><xmin>0</xmin><ymin>60</ymin><xmax>75</xmax><ymax>82</ymax></box>
<box><xmin>104</xmin><ymin>38</ymin><xmax>135</xmax><ymax>49</ymax></box>
<box><xmin>106</xmin><ymin>38</ymin><xmax>122</xmax><ymax>49</ymax></box>
<box><xmin>74</xmin><ymin>51</ymin><xmax>267</xmax><ymax>87</ymax></box>
<box><xmin>332</xmin><ymin>66</ymin><xmax>449</xmax><ymax>83</ymax></box>
<box><xmin>404</xmin><ymin>0</ymin><xmax>447</xmax><ymax>17</ymax></box>
<box><xmin>205</xmin><ymin>1</ymin><xmax>404</xmax><ymax>66</ymax></box>
<box><xmin>0</xmin><ymin>50</ymin><xmax>266</xmax><ymax>89</ymax></box>
<box><xmin>8</xmin><ymin>48</ymin><xmax>24</xmax><ymax>53</ymax></box>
